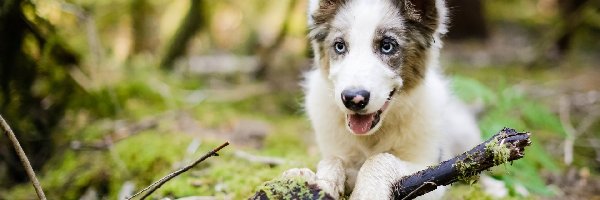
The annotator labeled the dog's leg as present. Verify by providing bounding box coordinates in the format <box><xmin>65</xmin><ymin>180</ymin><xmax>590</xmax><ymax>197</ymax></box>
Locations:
<box><xmin>350</xmin><ymin>153</ymin><xmax>445</xmax><ymax>200</ymax></box>
<box><xmin>315</xmin><ymin>157</ymin><xmax>346</xmax><ymax>199</ymax></box>
<box><xmin>281</xmin><ymin>157</ymin><xmax>345</xmax><ymax>199</ymax></box>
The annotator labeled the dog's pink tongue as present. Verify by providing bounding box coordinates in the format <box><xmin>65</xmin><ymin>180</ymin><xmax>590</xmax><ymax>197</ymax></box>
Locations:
<box><xmin>348</xmin><ymin>113</ymin><xmax>375</xmax><ymax>134</ymax></box>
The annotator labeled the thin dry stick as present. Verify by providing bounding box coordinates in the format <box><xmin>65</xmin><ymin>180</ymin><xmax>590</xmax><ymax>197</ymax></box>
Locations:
<box><xmin>127</xmin><ymin>141</ymin><xmax>230</xmax><ymax>200</ymax></box>
<box><xmin>559</xmin><ymin>96</ymin><xmax>577</xmax><ymax>165</ymax></box>
<box><xmin>0</xmin><ymin>114</ymin><xmax>47</xmax><ymax>200</ymax></box>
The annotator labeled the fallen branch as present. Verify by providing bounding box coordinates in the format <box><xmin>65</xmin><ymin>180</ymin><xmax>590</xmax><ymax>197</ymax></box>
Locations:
<box><xmin>250</xmin><ymin>128</ymin><xmax>531</xmax><ymax>200</ymax></box>
<box><xmin>234</xmin><ymin>150</ymin><xmax>288</xmax><ymax>167</ymax></box>
<box><xmin>0</xmin><ymin>114</ymin><xmax>47</xmax><ymax>200</ymax></box>
<box><xmin>127</xmin><ymin>141</ymin><xmax>230</xmax><ymax>200</ymax></box>
<box><xmin>70</xmin><ymin>118</ymin><xmax>159</xmax><ymax>151</ymax></box>
<box><xmin>391</xmin><ymin>128</ymin><xmax>530</xmax><ymax>199</ymax></box>
<box><xmin>559</xmin><ymin>96</ymin><xmax>577</xmax><ymax>165</ymax></box>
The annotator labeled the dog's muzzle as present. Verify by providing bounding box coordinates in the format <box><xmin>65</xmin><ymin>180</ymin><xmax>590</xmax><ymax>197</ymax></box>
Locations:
<box><xmin>346</xmin><ymin>89</ymin><xmax>396</xmax><ymax>135</ymax></box>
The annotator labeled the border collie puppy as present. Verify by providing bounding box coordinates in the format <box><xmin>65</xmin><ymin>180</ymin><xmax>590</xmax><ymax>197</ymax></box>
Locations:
<box><xmin>286</xmin><ymin>0</ymin><xmax>481</xmax><ymax>199</ymax></box>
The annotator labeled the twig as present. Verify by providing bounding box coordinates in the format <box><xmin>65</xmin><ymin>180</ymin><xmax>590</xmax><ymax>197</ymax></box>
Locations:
<box><xmin>127</xmin><ymin>141</ymin><xmax>230</xmax><ymax>200</ymax></box>
<box><xmin>71</xmin><ymin>118</ymin><xmax>159</xmax><ymax>151</ymax></box>
<box><xmin>559</xmin><ymin>96</ymin><xmax>577</xmax><ymax>165</ymax></box>
<box><xmin>0</xmin><ymin>114</ymin><xmax>47</xmax><ymax>200</ymax></box>
<box><xmin>576</xmin><ymin>105</ymin><xmax>600</xmax><ymax>136</ymax></box>
<box><xmin>234</xmin><ymin>150</ymin><xmax>287</xmax><ymax>167</ymax></box>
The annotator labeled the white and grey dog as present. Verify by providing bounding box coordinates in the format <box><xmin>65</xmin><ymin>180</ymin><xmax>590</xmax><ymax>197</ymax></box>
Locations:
<box><xmin>284</xmin><ymin>0</ymin><xmax>482</xmax><ymax>199</ymax></box>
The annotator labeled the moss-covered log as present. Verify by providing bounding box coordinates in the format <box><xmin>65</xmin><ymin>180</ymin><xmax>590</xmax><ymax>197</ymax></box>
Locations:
<box><xmin>250</xmin><ymin>128</ymin><xmax>531</xmax><ymax>200</ymax></box>
<box><xmin>250</xmin><ymin>177</ymin><xmax>334</xmax><ymax>200</ymax></box>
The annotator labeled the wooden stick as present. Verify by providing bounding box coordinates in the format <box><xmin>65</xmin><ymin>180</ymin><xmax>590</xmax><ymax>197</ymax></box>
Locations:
<box><xmin>127</xmin><ymin>141</ymin><xmax>230</xmax><ymax>200</ymax></box>
<box><xmin>0</xmin><ymin>114</ymin><xmax>47</xmax><ymax>200</ymax></box>
<box><xmin>391</xmin><ymin>128</ymin><xmax>531</xmax><ymax>199</ymax></box>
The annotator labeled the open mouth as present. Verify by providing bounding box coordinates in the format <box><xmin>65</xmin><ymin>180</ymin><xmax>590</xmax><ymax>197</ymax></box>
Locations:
<box><xmin>347</xmin><ymin>89</ymin><xmax>396</xmax><ymax>135</ymax></box>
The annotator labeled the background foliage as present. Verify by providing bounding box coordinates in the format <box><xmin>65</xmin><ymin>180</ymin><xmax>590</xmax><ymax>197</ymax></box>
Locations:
<box><xmin>1</xmin><ymin>0</ymin><xmax>599</xmax><ymax>199</ymax></box>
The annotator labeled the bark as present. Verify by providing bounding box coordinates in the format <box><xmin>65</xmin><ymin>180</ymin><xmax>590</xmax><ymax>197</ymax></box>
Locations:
<box><xmin>249</xmin><ymin>128</ymin><xmax>531</xmax><ymax>200</ymax></box>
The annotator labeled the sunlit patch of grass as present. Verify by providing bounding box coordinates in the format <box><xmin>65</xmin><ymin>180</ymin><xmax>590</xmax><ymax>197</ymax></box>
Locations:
<box><xmin>143</xmin><ymin>113</ymin><xmax>317</xmax><ymax>199</ymax></box>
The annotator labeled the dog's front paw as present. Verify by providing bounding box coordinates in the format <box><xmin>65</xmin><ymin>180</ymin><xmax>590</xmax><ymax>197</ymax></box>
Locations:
<box><xmin>351</xmin><ymin>153</ymin><xmax>439</xmax><ymax>200</ymax></box>
<box><xmin>316</xmin><ymin>158</ymin><xmax>346</xmax><ymax>199</ymax></box>
<box><xmin>281</xmin><ymin>168</ymin><xmax>318</xmax><ymax>185</ymax></box>
<box><xmin>350</xmin><ymin>153</ymin><xmax>445</xmax><ymax>200</ymax></box>
<box><xmin>350</xmin><ymin>153</ymin><xmax>404</xmax><ymax>200</ymax></box>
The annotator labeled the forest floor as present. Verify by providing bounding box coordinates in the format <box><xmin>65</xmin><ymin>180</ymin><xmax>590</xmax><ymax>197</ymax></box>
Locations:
<box><xmin>2</xmin><ymin>40</ymin><xmax>600</xmax><ymax>199</ymax></box>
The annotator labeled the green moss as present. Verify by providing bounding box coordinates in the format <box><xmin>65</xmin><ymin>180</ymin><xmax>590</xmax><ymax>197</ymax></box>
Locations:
<box><xmin>453</xmin><ymin>157</ymin><xmax>480</xmax><ymax>184</ymax></box>
<box><xmin>485</xmin><ymin>138</ymin><xmax>511</xmax><ymax>165</ymax></box>
<box><xmin>256</xmin><ymin>176</ymin><xmax>324</xmax><ymax>200</ymax></box>
<box><xmin>454</xmin><ymin>136</ymin><xmax>514</xmax><ymax>184</ymax></box>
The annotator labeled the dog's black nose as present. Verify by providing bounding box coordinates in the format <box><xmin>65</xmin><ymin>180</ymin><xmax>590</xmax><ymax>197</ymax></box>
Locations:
<box><xmin>341</xmin><ymin>89</ymin><xmax>370</xmax><ymax>111</ymax></box>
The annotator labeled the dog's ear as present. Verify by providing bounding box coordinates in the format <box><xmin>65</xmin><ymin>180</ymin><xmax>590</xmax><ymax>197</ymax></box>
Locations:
<box><xmin>396</xmin><ymin>0</ymin><xmax>441</xmax><ymax>32</ymax></box>
<box><xmin>311</xmin><ymin>0</ymin><xmax>347</xmax><ymax>25</ymax></box>
<box><xmin>308</xmin><ymin>0</ymin><xmax>347</xmax><ymax>41</ymax></box>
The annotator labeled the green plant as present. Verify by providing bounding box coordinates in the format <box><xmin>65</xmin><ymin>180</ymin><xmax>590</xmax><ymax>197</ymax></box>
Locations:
<box><xmin>453</xmin><ymin>76</ymin><xmax>564</xmax><ymax>196</ymax></box>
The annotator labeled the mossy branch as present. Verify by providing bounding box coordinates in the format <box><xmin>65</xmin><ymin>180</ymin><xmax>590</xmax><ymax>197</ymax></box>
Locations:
<box><xmin>391</xmin><ymin>128</ymin><xmax>531</xmax><ymax>199</ymax></box>
<box><xmin>250</xmin><ymin>128</ymin><xmax>531</xmax><ymax>200</ymax></box>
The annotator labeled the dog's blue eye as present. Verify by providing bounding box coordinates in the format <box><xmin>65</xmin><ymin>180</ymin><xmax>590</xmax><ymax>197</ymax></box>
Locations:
<box><xmin>381</xmin><ymin>38</ymin><xmax>396</xmax><ymax>54</ymax></box>
<box><xmin>334</xmin><ymin>42</ymin><xmax>346</xmax><ymax>54</ymax></box>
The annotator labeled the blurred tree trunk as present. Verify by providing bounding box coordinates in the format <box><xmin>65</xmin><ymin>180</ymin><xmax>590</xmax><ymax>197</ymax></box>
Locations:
<box><xmin>446</xmin><ymin>0</ymin><xmax>488</xmax><ymax>40</ymax></box>
<box><xmin>533</xmin><ymin>0</ymin><xmax>590</xmax><ymax>66</ymax></box>
<box><xmin>0</xmin><ymin>0</ymin><xmax>80</xmax><ymax>187</ymax></box>
<box><xmin>130</xmin><ymin>0</ymin><xmax>160</xmax><ymax>54</ymax></box>
<box><xmin>555</xmin><ymin>0</ymin><xmax>588</xmax><ymax>56</ymax></box>
<box><xmin>254</xmin><ymin>0</ymin><xmax>298</xmax><ymax>79</ymax></box>
<box><xmin>159</xmin><ymin>0</ymin><xmax>206</xmax><ymax>69</ymax></box>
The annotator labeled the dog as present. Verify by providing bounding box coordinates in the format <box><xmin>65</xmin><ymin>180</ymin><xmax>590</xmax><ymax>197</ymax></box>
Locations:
<box><xmin>283</xmin><ymin>0</ymin><xmax>482</xmax><ymax>199</ymax></box>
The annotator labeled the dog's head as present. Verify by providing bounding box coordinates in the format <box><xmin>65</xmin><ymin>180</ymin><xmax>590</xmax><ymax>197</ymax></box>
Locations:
<box><xmin>308</xmin><ymin>0</ymin><xmax>446</xmax><ymax>135</ymax></box>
